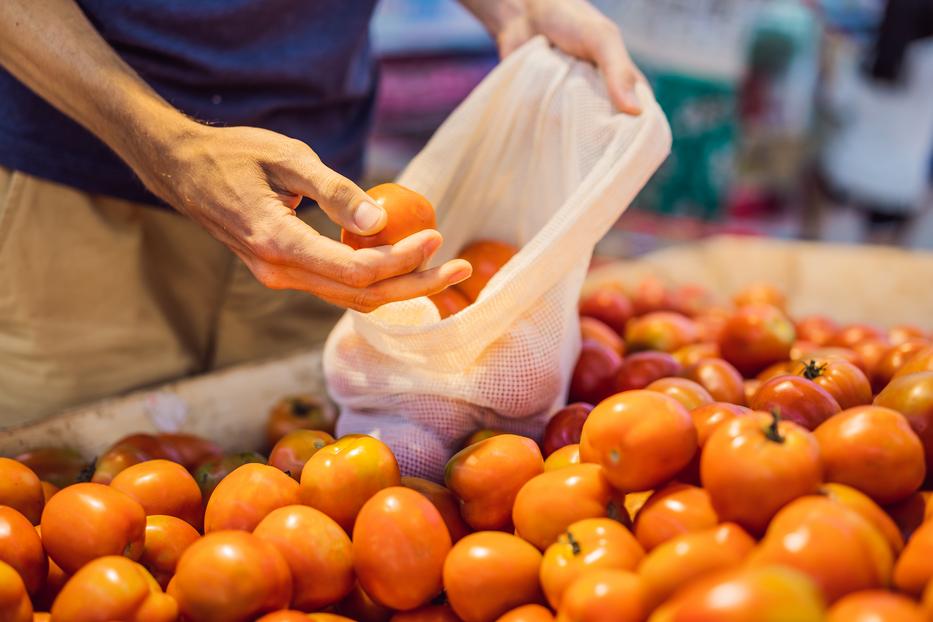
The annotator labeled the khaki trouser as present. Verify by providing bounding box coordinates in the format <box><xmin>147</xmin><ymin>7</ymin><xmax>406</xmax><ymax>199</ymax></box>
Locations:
<box><xmin>0</xmin><ymin>167</ymin><xmax>343</xmax><ymax>427</ymax></box>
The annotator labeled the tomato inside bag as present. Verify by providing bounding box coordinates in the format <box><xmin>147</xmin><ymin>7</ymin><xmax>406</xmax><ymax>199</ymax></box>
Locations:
<box><xmin>324</xmin><ymin>36</ymin><xmax>672</xmax><ymax>480</ymax></box>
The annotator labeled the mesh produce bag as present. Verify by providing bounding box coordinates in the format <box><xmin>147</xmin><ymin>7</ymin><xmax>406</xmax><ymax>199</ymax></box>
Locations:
<box><xmin>324</xmin><ymin>37</ymin><xmax>672</xmax><ymax>480</ymax></box>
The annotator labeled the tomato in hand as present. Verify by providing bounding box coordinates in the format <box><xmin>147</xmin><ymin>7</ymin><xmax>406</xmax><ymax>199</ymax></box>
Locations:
<box><xmin>749</xmin><ymin>375</ymin><xmax>841</xmax><ymax>430</ymax></box>
<box><xmin>827</xmin><ymin>591</ymin><xmax>925</xmax><ymax>622</ymax></box>
<box><xmin>454</xmin><ymin>240</ymin><xmax>518</xmax><ymax>302</ymax></box>
<box><xmin>579</xmin><ymin>287</ymin><xmax>633</xmax><ymax>336</ymax></box>
<box><xmin>156</xmin><ymin>433</ymin><xmax>223</xmax><ymax>471</ymax></box>
<box><xmin>14</xmin><ymin>447</ymin><xmax>85</xmax><ymax>490</ymax></box>
<box><xmin>681</xmin><ymin>358</ymin><xmax>744</xmax><ymax>405</ymax></box>
<box><xmin>543</xmin><ymin>444</ymin><xmax>580</xmax><ymax>471</ymax></box>
<box><xmin>893</xmin><ymin>519</ymin><xmax>933</xmax><ymax>596</ymax></box>
<box><xmin>401</xmin><ymin>476</ymin><xmax>471</xmax><ymax>543</ymax></box>
<box><xmin>445</xmin><ymin>434</ymin><xmax>543</xmax><ymax>531</ymax></box>
<box><xmin>139</xmin><ymin>514</ymin><xmax>200</xmax><ymax>589</ymax></box>
<box><xmin>111</xmin><ymin>459</ymin><xmax>203</xmax><ymax>528</ymax></box>
<box><xmin>632</xmin><ymin>483</ymin><xmax>717</xmax><ymax>552</ymax></box>
<box><xmin>793</xmin><ymin>357</ymin><xmax>872</xmax><ymax>410</ymax></box>
<box><xmin>580</xmin><ymin>317</ymin><xmax>625</xmax><ymax>357</ymax></box>
<box><xmin>542</xmin><ymin>403</ymin><xmax>592</xmax><ymax>457</ymax></box>
<box><xmin>569</xmin><ymin>340</ymin><xmax>622</xmax><ymax>405</ymax></box>
<box><xmin>874</xmin><ymin>371</ymin><xmax>933</xmax><ymax>476</ymax></box>
<box><xmin>0</xmin><ymin>458</ymin><xmax>44</xmax><ymax>524</ymax></box>
<box><xmin>266</xmin><ymin>395</ymin><xmax>337</xmax><ymax>447</ymax></box>
<box><xmin>556</xmin><ymin>569</ymin><xmax>648</xmax><ymax>622</ymax></box>
<box><xmin>0</xmin><ymin>506</ymin><xmax>46</xmax><ymax>597</ymax></box>
<box><xmin>205</xmin><ymin>463</ymin><xmax>299</xmax><ymax>533</ymax></box>
<box><xmin>624</xmin><ymin>311</ymin><xmax>698</xmax><ymax>353</ymax></box>
<box><xmin>719</xmin><ymin>303</ymin><xmax>795</xmax><ymax>376</ymax></box>
<box><xmin>644</xmin><ymin>377</ymin><xmax>713</xmax><ymax>411</ymax></box>
<box><xmin>0</xmin><ymin>560</ymin><xmax>32</xmax><ymax>622</ymax></box>
<box><xmin>430</xmin><ymin>287</ymin><xmax>471</xmax><ymax>319</ymax></box>
<box><xmin>795</xmin><ymin>315</ymin><xmax>839</xmax><ymax>347</ymax></box>
<box><xmin>268</xmin><ymin>429</ymin><xmax>334</xmax><ymax>481</ymax></box>
<box><xmin>193</xmin><ymin>452</ymin><xmax>266</xmax><ymax>504</ymax></box>
<box><xmin>341</xmin><ymin>183</ymin><xmax>435</xmax><ymax>249</ymax></box>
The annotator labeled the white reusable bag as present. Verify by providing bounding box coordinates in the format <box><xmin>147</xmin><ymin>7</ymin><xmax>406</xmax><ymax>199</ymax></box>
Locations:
<box><xmin>324</xmin><ymin>36</ymin><xmax>672</xmax><ymax>480</ymax></box>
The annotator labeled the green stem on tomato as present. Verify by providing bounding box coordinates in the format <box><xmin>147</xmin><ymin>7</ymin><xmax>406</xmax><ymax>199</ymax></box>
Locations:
<box><xmin>765</xmin><ymin>410</ymin><xmax>785</xmax><ymax>444</ymax></box>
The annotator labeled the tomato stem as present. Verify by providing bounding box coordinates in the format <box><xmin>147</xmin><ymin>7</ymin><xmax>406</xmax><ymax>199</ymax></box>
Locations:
<box><xmin>76</xmin><ymin>458</ymin><xmax>97</xmax><ymax>483</ymax></box>
<box><xmin>765</xmin><ymin>410</ymin><xmax>785</xmax><ymax>444</ymax></box>
<box><xmin>800</xmin><ymin>360</ymin><xmax>827</xmax><ymax>381</ymax></box>
<box><xmin>567</xmin><ymin>530</ymin><xmax>582</xmax><ymax>555</ymax></box>
<box><xmin>290</xmin><ymin>398</ymin><xmax>313</xmax><ymax>417</ymax></box>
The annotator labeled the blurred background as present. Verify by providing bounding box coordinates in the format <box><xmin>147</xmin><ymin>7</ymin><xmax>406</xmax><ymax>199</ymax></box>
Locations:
<box><xmin>364</xmin><ymin>0</ymin><xmax>933</xmax><ymax>255</ymax></box>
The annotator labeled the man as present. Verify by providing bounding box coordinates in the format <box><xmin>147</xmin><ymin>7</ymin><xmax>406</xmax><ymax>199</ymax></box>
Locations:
<box><xmin>0</xmin><ymin>0</ymin><xmax>644</xmax><ymax>425</ymax></box>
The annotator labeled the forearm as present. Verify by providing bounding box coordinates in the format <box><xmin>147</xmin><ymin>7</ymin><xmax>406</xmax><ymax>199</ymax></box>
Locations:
<box><xmin>457</xmin><ymin>0</ymin><xmax>525</xmax><ymax>38</ymax></box>
<box><xmin>0</xmin><ymin>0</ymin><xmax>196</xmax><ymax>174</ymax></box>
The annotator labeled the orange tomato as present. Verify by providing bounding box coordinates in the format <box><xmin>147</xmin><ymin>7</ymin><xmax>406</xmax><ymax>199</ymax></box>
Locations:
<box><xmin>110</xmin><ymin>459</ymin><xmax>203</xmax><ymax>528</ymax></box>
<box><xmin>700</xmin><ymin>411</ymin><xmax>821</xmax><ymax>535</ymax></box>
<box><xmin>204</xmin><ymin>463</ymin><xmax>299</xmax><ymax>533</ymax></box>
<box><xmin>495</xmin><ymin>605</ymin><xmax>554</xmax><ymax>622</ymax></box>
<box><xmin>193</xmin><ymin>452</ymin><xmax>266</xmax><ymax>504</ymax></box>
<box><xmin>733</xmin><ymin>282</ymin><xmax>786</xmax><ymax>310</ymax></box>
<box><xmin>894</xmin><ymin>519</ymin><xmax>933</xmax><ymax>596</ymax></box>
<box><xmin>624</xmin><ymin>311</ymin><xmax>698</xmax><ymax>353</ymax></box>
<box><xmin>873</xmin><ymin>340</ymin><xmax>930</xmax><ymax>392</ymax></box>
<box><xmin>689</xmin><ymin>403</ymin><xmax>751</xmax><ymax>448</ymax></box>
<box><xmin>827</xmin><ymin>590</ymin><xmax>924</xmax><ymax>622</ymax></box>
<box><xmin>0</xmin><ymin>458</ymin><xmax>44</xmax><ymax>524</ymax></box>
<box><xmin>682</xmin><ymin>358</ymin><xmax>744</xmax><ymax>405</ymax></box>
<box><xmin>757</xmin><ymin>360</ymin><xmax>795</xmax><ymax>382</ymax></box>
<box><xmin>39</xmin><ymin>482</ymin><xmax>57</xmax><ymax>505</ymax></box>
<box><xmin>445</xmin><ymin>434</ymin><xmax>543</xmax><ymax>531</ymax></box>
<box><xmin>268</xmin><ymin>429</ymin><xmax>335</xmax><ymax>481</ymax></box>
<box><xmin>14</xmin><ymin>447</ymin><xmax>85</xmax><ymax>490</ymax></box>
<box><xmin>580</xmin><ymin>317</ymin><xmax>625</xmax><ymax>357</ymax></box>
<box><xmin>874</xmin><ymin>371</ymin><xmax>933</xmax><ymax>476</ymax></box>
<box><xmin>0</xmin><ymin>560</ymin><xmax>32</xmax><ymax>622</ymax></box>
<box><xmin>818</xmin><ymin>483</ymin><xmax>904</xmax><ymax>555</ymax></box>
<box><xmin>139</xmin><ymin>514</ymin><xmax>200</xmax><ymax>589</ymax></box>
<box><xmin>462</xmin><ymin>429</ymin><xmax>507</xmax><ymax>448</ymax></box>
<box><xmin>50</xmin><ymin>556</ymin><xmax>176</xmax><ymax>622</ymax></box>
<box><xmin>513</xmin><ymin>464</ymin><xmax>623</xmax><ymax>551</ymax></box>
<box><xmin>401</xmin><ymin>476</ymin><xmax>471</xmax><ymax>543</ymax></box>
<box><xmin>924</xmin><ymin>580</ymin><xmax>933</xmax><ymax>621</ymax></box>
<box><xmin>335</xmin><ymin>582</ymin><xmax>393</xmax><ymax>622</ymax></box>
<box><xmin>341</xmin><ymin>183</ymin><xmax>436</xmax><ymax>250</ymax></box>
<box><xmin>579</xmin><ymin>391</ymin><xmax>697</xmax><ymax>492</ymax></box>
<box><xmin>390</xmin><ymin>604</ymin><xmax>461</xmax><ymax>622</ymax></box>
<box><xmin>173</xmin><ymin>530</ymin><xmax>292</xmax><ymax>622</ymax></box>
<box><xmin>671</xmin><ymin>342</ymin><xmax>720</xmax><ymax>368</ymax></box>
<box><xmin>637</xmin><ymin>523</ymin><xmax>754</xmax><ymax>609</ymax></box>
<box><xmin>454</xmin><ymin>240</ymin><xmax>518</xmax><ymax>302</ymax></box>
<box><xmin>719</xmin><ymin>303</ymin><xmax>795</xmax><ymax>377</ymax></box>
<box><xmin>890</xmin><ymin>324</ymin><xmax>929</xmax><ymax>345</ymax></box>
<box><xmin>852</xmin><ymin>338</ymin><xmax>892</xmax><ymax>378</ymax></box>
<box><xmin>266</xmin><ymin>395</ymin><xmax>337</xmax><ymax>448</ymax></box>
<box><xmin>649</xmin><ymin>565</ymin><xmax>825</xmax><ymax>621</ymax></box>
<box><xmin>254</xmin><ymin>505</ymin><xmax>353</xmax><ymax>610</ymax></box>
<box><xmin>540</xmin><ymin>518</ymin><xmax>644</xmax><ymax>610</ymax></box>
<box><xmin>748</xmin><ymin>496</ymin><xmax>893</xmax><ymax>602</ymax></box>
<box><xmin>40</xmin><ymin>482</ymin><xmax>146</xmax><ymax>574</ymax></box>
<box><xmin>300</xmin><ymin>434</ymin><xmax>401</xmax><ymax>532</ymax></box>
<box><xmin>644</xmin><ymin>377</ymin><xmax>713</xmax><ymax>411</ymax></box>
<box><xmin>632</xmin><ymin>483</ymin><xmax>717</xmax><ymax>551</ymax></box>
<box><xmin>543</xmin><ymin>445</ymin><xmax>580</xmax><ymax>472</ymax></box>
<box><xmin>814</xmin><ymin>407</ymin><xmax>924</xmax><ymax>505</ymax></box>
<box><xmin>352</xmin><ymin>487</ymin><xmax>450</xmax><ymax>610</ymax></box>
<box><xmin>795</xmin><ymin>315</ymin><xmax>839</xmax><ymax>347</ymax></box>
<box><xmin>0</xmin><ymin>507</ymin><xmax>47</xmax><ymax>597</ymax></box>
<box><xmin>793</xmin><ymin>357</ymin><xmax>872</xmax><ymax>409</ymax></box>
<box><xmin>444</xmin><ymin>532</ymin><xmax>544</xmax><ymax>622</ymax></box>
<box><xmin>308</xmin><ymin>616</ymin><xmax>357</xmax><ymax>622</ymax></box>
<box><xmin>430</xmin><ymin>288</ymin><xmax>471</xmax><ymax>319</ymax></box>
<box><xmin>91</xmin><ymin>443</ymin><xmax>150</xmax><ymax>485</ymax></box>
<box><xmin>579</xmin><ymin>287</ymin><xmax>634</xmax><ymax>337</ymax></box>
<box><xmin>255</xmin><ymin>612</ymin><xmax>314</xmax><ymax>622</ymax></box>
<box><xmin>555</xmin><ymin>569</ymin><xmax>648</xmax><ymax>622</ymax></box>
<box><xmin>33</xmin><ymin>614</ymin><xmax>51</xmax><ymax>622</ymax></box>
<box><xmin>894</xmin><ymin>344</ymin><xmax>933</xmax><ymax>378</ymax></box>
<box><xmin>743</xmin><ymin>379</ymin><xmax>761</xmax><ymax>404</ymax></box>
<box><xmin>831</xmin><ymin>324</ymin><xmax>886</xmax><ymax>350</ymax></box>
<box><xmin>33</xmin><ymin>526</ymin><xmax>67</xmax><ymax>611</ymax></box>
<box><xmin>155</xmin><ymin>432</ymin><xmax>222</xmax><ymax>470</ymax></box>
<box><xmin>624</xmin><ymin>492</ymin><xmax>653</xmax><ymax>525</ymax></box>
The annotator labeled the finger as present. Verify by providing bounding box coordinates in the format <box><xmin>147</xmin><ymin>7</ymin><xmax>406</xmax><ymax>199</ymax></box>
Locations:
<box><xmin>587</xmin><ymin>26</ymin><xmax>643</xmax><ymax>115</ymax></box>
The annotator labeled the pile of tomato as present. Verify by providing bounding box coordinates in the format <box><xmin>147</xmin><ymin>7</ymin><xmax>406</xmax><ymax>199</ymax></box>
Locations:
<box><xmin>3</xmin><ymin>278</ymin><xmax>933</xmax><ymax>622</ymax></box>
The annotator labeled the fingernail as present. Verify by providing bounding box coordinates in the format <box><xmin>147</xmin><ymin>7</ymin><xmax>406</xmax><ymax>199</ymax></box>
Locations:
<box><xmin>353</xmin><ymin>201</ymin><xmax>384</xmax><ymax>232</ymax></box>
<box><xmin>622</xmin><ymin>90</ymin><xmax>642</xmax><ymax>114</ymax></box>
<box><xmin>448</xmin><ymin>266</ymin><xmax>472</xmax><ymax>284</ymax></box>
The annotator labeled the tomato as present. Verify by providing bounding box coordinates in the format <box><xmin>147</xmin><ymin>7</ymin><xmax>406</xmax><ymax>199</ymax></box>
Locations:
<box><xmin>689</xmin><ymin>403</ymin><xmax>751</xmax><ymax>447</ymax></box>
<box><xmin>341</xmin><ymin>183</ymin><xmax>435</xmax><ymax>249</ymax></box>
<box><xmin>174</xmin><ymin>530</ymin><xmax>292</xmax><ymax>622</ymax></box>
<box><xmin>893</xmin><ymin>519</ymin><xmax>933</xmax><ymax>596</ymax></box>
<box><xmin>139</xmin><ymin>514</ymin><xmax>200</xmax><ymax>589</ymax></box>
<box><xmin>308</xmin><ymin>616</ymin><xmax>357</xmax><ymax>622</ymax></box>
<box><xmin>852</xmin><ymin>338</ymin><xmax>892</xmax><ymax>379</ymax></box>
<box><xmin>873</xmin><ymin>340</ymin><xmax>930</xmax><ymax>392</ymax></box>
<box><xmin>693</xmin><ymin>309</ymin><xmax>728</xmax><ymax>343</ymax></box>
<box><xmin>895</xmin><ymin>344</ymin><xmax>933</xmax><ymax>378</ymax></box>
<box><xmin>719</xmin><ymin>303</ymin><xmax>795</xmax><ymax>376</ymax></box>
<box><xmin>631</xmin><ymin>277</ymin><xmax>674</xmax><ymax>316</ymax></box>
<box><xmin>814</xmin><ymin>406</ymin><xmax>924</xmax><ymax>505</ymax></box>
<box><xmin>463</xmin><ymin>429</ymin><xmax>507</xmax><ymax>447</ymax></box>
<box><xmin>624</xmin><ymin>312</ymin><xmax>698</xmax><ymax>353</ymax></box>
<box><xmin>747</xmin><ymin>496</ymin><xmax>893</xmax><ymax>602</ymax></box>
<box><xmin>637</xmin><ymin>523</ymin><xmax>754</xmax><ymax>609</ymax></box>
<box><xmin>205</xmin><ymin>463</ymin><xmax>299</xmax><ymax>533</ymax></box>
<box><xmin>827</xmin><ymin>591</ymin><xmax>924</xmax><ymax>622</ymax></box>
<box><xmin>795</xmin><ymin>315</ymin><xmax>840</xmax><ymax>347</ymax></box>
<box><xmin>255</xmin><ymin>505</ymin><xmax>354</xmax><ymax>610</ymax></box>
<box><xmin>401</xmin><ymin>476</ymin><xmax>472</xmax><ymax>543</ymax></box>
<box><xmin>668</xmin><ymin>283</ymin><xmax>711</xmax><ymax>318</ymax></box>
<box><xmin>496</xmin><ymin>604</ymin><xmax>554</xmax><ymax>622</ymax></box>
<box><xmin>555</xmin><ymin>569</ymin><xmax>647</xmax><ymax>622</ymax></box>
<box><xmin>513</xmin><ymin>464</ymin><xmax>624</xmax><ymax>551</ymax></box>
<box><xmin>580</xmin><ymin>391</ymin><xmax>696</xmax><ymax>492</ymax></box>
<box><xmin>886</xmin><ymin>493</ymin><xmax>929</xmax><ymax>544</ymax></box>
<box><xmin>613</xmin><ymin>352</ymin><xmax>683</xmax><ymax>393</ymax></box>
<box><xmin>700</xmin><ymin>412</ymin><xmax>821</xmax><ymax>535</ymax></box>
<box><xmin>632</xmin><ymin>483</ymin><xmax>717</xmax><ymax>552</ymax></box>
<box><xmin>804</xmin><ymin>346</ymin><xmax>869</xmax><ymax>374</ymax></box>
<box><xmin>14</xmin><ymin>448</ymin><xmax>85</xmax><ymax>489</ymax></box>
<box><xmin>301</xmin><ymin>434</ymin><xmax>401</xmax><ymax>532</ymax></box>
<box><xmin>540</xmin><ymin>518</ymin><xmax>644</xmax><ymax>610</ymax></box>
<box><xmin>255</xmin><ymin>612</ymin><xmax>315</xmax><ymax>622</ymax></box>
<box><xmin>569</xmin><ymin>340</ymin><xmax>622</xmax><ymax>405</ymax></box>
<box><xmin>924</xmin><ymin>581</ymin><xmax>933</xmax><ymax>622</ymax></box>
<box><xmin>0</xmin><ymin>560</ymin><xmax>32</xmax><ymax>622</ymax></box>
<box><xmin>390</xmin><ymin>604</ymin><xmax>461</xmax><ymax>622</ymax></box>
<box><xmin>623</xmin><ymin>492</ymin><xmax>652</xmax><ymax>526</ymax></box>
<box><xmin>733</xmin><ymin>282</ymin><xmax>785</xmax><ymax>310</ymax></box>
<box><xmin>579</xmin><ymin>287</ymin><xmax>634</xmax><ymax>336</ymax></box>
<box><xmin>116</xmin><ymin>433</ymin><xmax>183</xmax><ymax>461</ymax></box>
<box><xmin>0</xmin><ymin>507</ymin><xmax>46</xmax><ymax>597</ymax></box>
<box><xmin>335</xmin><ymin>583</ymin><xmax>393</xmax><ymax>622</ymax></box>
<box><xmin>649</xmin><ymin>565</ymin><xmax>825</xmax><ymax>622</ymax></box>
<box><xmin>50</xmin><ymin>556</ymin><xmax>176</xmax><ymax>622</ymax></box>
<box><xmin>268</xmin><ymin>429</ymin><xmax>335</xmax><ymax>481</ymax></box>
<box><xmin>831</xmin><ymin>324</ymin><xmax>886</xmax><ymax>350</ymax></box>
<box><xmin>34</xmin><ymin>614</ymin><xmax>51</xmax><ymax>622</ymax></box>
<box><xmin>193</xmin><ymin>452</ymin><xmax>266</xmax><ymax>503</ymax></box>
<box><xmin>454</xmin><ymin>240</ymin><xmax>518</xmax><ymax>302</ymax></box>
<box><xmin>743</xmin><ymin>379</ymin><xmax>761</xmax><ymax>404</ymax></box>
<box><xmin>443</xmin><ymin>532</ymin><xmax>543</xmax><ymax>622</ymax></box>
<box><xmin>890</xmin><ymin>325</ymin><xmax>929</xmax><ymax>345</ymax></box>
<box><xmin>874</xmin><ymin>372</ymin><xmax>933</xmax><ymax>476</ymax></box>
<box><xmin>681</xmin><ymin>358</ymin><xmax>744</xmax><ymax>404</ymax></box>
<box><xmin>91</xmin><ymin>443</ymin><xmax>150</xmax><ymax>485</ymax></box>
<box><xmin>671</xmin><ymin>342</ymin><xmax>720</xmax><ymax>368</ymax></box>
<box><xmin>34</xmin><ymin>528</ymin><xmax>67</xmax><ymax>611</ymax></box>
<box><xmin>266</xmin><ymin>395</ymin><xmax>337</xmax><ymax>447</ymax></box>
<box><xmin>644</xmin><ymin>377</ymin><xmax>713</xmax><ymax>411</ymax></box>
<box><xmin>430</xmin><ymin>287</ymin><xmax>471</xmax><ymax>319</ymax></box>
<box><xmin>543</xmin><ymin>445</ymin><xmax>580</xmax><ymax>471</ymax></box>
<box><xmin>790</xmin><ymin>340</ymin><xmax>819</xmax><ymax>362</ymax></box>
<box><xmin>40</xmin><ymin>482</ymin><xmax>58</xmax><ymax>505</ymax></box>
<box><xmin>793</xmin><ymin>357</ymin><xmax>872</xmax><ymax>409</ymax></box>
<box><xmin>352</xmin><ymin>487</ymin><xmax>450</xmax><ymax>610</ymax></box>
<box><xmin>749</xmin><ymin>375</ymin><xmax>841</xmax><ymax>430</ymax></box>
<box><xmin>0</xmin><ymin>458</ymin><xmax>44</xmax><ymax>524</ymax></box>
<box><xmin>40</xmin><ymin>482</ymin><xmax>145</xmax><ymax>574</ymax></box>
<box><xmin>445</xmin><ymin>434</ymin><xmax>543</xmax><ymax>531</ymax></box>
<box><xmin>156</xmin><ymin>433</ymin><xmax>223</xmax><ymax>470</ymax></box>
<box><xmin>542</xmin><ymin>403</ymin><xmax>592</xmax><ymax>457</ymax></box>
<box><xmin>580</xmin><ymin>317</ymin><xmax>625</xmax><ymax>357</ymax></box>
<box><xmin>819</xmin><ymin>483</ymin><xmax>904</xmax><ymax>556</ymax></box>
<box><xmin>111</xmin><ymin>459</ymin><xmax>203</xmax><ymax>528</ymax></box>
<box><xmin>757</xmin><ymin>360</ymin><xmax>795</xmax><ymax>382</ymax></box>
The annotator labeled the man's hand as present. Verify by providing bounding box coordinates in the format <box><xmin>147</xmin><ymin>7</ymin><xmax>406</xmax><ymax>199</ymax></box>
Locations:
<box><xmin>462</xmin><ymin>0</ymin><xmax>645</xmax><ymax>115</ymax></box>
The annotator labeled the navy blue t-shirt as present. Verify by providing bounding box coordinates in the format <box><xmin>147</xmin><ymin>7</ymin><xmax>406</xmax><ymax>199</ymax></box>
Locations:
<box><xmin>0</xmin><ymin>0</ymin><xmax>379</xmax><ymax>206</ymax></box>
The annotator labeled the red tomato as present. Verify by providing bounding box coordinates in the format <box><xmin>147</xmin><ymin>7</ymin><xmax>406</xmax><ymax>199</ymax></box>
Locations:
<box><xmin>556</xmin><ymin>569</ymin><xmax>648</xmax><ymax>622</ymax></box>
<box><xmin>139</xmin><ymin>514</ymin><xmax>200</xmax><ymax>589</ymax></box>
<box><xmin>671</xmin><ymin>342</ymin><xmax>720</xmax><ymax>368</ymax></box>
<box><xmin>886</xmin><ymin>493</ymin><xmax>929</xmax><ymax>544</ymax></box>
<box><xmin>624</xmin><ymin>311</ymin><xmax>698</xmax><ymax>353</ymax></box>
<box><xmin>255</xmin><ymin>505</ymin><xmax>354</xmax><ymax>610</ymax></box>
<box><xmin>732</xmin><ymin>282</ymin><xmax>785</xmax><ymax>310</ymax></box>
<box><xmin>14</xmin><ymin>448</ymin><xmax>85</xmax><ymax>490</ymax></box>
<box><xmin>893</xmin><ymin>519</ymin><xmax>933</xmax><ymax>596</ymax></box>
<box><xmin>693</xmin><ymin>310</ymin><xmax>728</xmax><ymax>343</ymax></box>
<box><xmin>580</xmin><ymin>317</ymin><xmax>625</xmax><ymax>357</ymax></box>
<box><xmin>644</xmin><ymin>377</ymin><xmax>714</xmax><ymax>411</ymax></box>
<box><xmin>91</xmin><ymin>443</ymin><xmax>150</xmax><ymax>485</ymax></box>
<box><xmin>401</xmin><ymin>476</ymin><xmax>472</xmax><ymax>543</ymax></box>
<box><xmin>743</xmin><ymin>379</ymin><xmax>761</xmax><ymax>404</ymax></box>
<box><xmin>804</xmin><ymin>346</ymin><xmax>869</xmax><ymax>374</ymax></box>
<box><xmin>156</xmin><ymin>433</ymin><xmax>223</xmax><ymax>471</ymax></box>
<box><xmin>454</xmin><ymin>240</ymin><xmax>518</xmax><ymax>302</ymax></box>
<box><xmin>496</xmin><ymin>604</ymin><xmax>554</xmax><ymax>622</ymax></box>
<box><xmin>793</xmin><ymin>357</ymin><xmax>872</xmax><ymax>409</ymax></box>
<box><xmin>40</xmin><ymin>482</ymin><xmax>146</xmax><ymax>574</ymax></box>
<box><xmin>749</xmin><ymin>375</ymin><xmax>841</xmax><ymax>430</ymax></box>
<box><xmin>580</xmin><ymin>391</ymin><xmax>697</xmax><ymax>492</ymax></box>
<box><xmin>831</xmin><ymin>324</ymin><xmax>886</xmax><ymax>350</ymax></box>
<box><xmin>266</xmin><ymin>395</ymin><xmax>337</xmax><ymax>447</ymax></box>
<box><xmin>681</xmin><ymin>358</ymin><xmax>745</xmax><ymax>404</ymax></box>
<box><xmin>0</xmin><ymin>458</ymin><xmax>44</xmax><ymax>524</ymax></box>
<box><xmin>873</xmin><ymin>340</ymin><xmax>930</xmax><ymax>392</ymax></box>
<box><xmin>300</xmin><ymin>435</ymin><xmax>401</xmax><ymax>532</ymax></box>
<box><xmin>430</xmin><ymin>287</ymin><xmax>471</xmax><ymax>319</ymax></box>
<box><xmin>193</xmin><ymin>452</ymin><xmax>266</xmax><ymax>504</ymax></box>
<box><xmin>828</xmin><ymin>591</ymin><xmax>925</xmax><ymax>622</ymax></box>
<box><xmin>543</xmin><ymin>444</ymin><xmax>580</xmax><ymax>471</ymax></box>
<box><xmin>341</xmin><ymin>183</ymin><xmax>435</xmax><ymax>249</ymax></box>
<box><xmin>719</xmin><ymin>303</ymin><xmax>795</xmax><ymax>376</ymax></box>
<box><xmin>569</xmin><ymin>340</ymin><xmax>622</xmax><ymax>405</ymax></box>
<box><xmin>668</xmin><ymin>283</ymin><xmax>712</xmax><ymax>318</ymax></box>
<box><xmin>632</xmin><ymin>483</ymin><xmax>717</xmax><ymax>551</ymax></box>
<box><xmin>700</xmin><ymin>412</ymin><xmax>821</xmax><ymax>535</ymax></box>
<box><xmin>204</xmin><ymin>463</ymin><xmax>299</xmax><ymax>533</ymax></box>
<box><xmin>0</xmin><ymin>507</ymin><xmax>47</xmax><ymax>596</ymax></box>
<box><xmin>542</xmin><ymin>403</ymin><xmax>593</xmax><ymax>457</ymax></box>
<box><xmin>111</xmin><ymin>459</ymin><xmax>203</xmax><ymax>528</ymax></box>
<box><xmin>613</xmin><ymin>352</ymin><xmax>682</xmax><ymax>392</ymax></box>
<box><xmin>874</xmin><ymin>371</ymin><xmax>933</xmax><ymax>477</ymax></box>
<box><xmin>631</xmin><ymin>277</ymin><xmax>674</xmax><ymax>316</ymax></box>
<box><xmin>353</xmin><ymin>487</ymin><xmax>451</xmax><ymax>610</ymax></box>
<box><xmin>50</xmin><ymin>556</ymin><xmax>176</xmax><ymax>622</ymax></box>
<box><xmin>579</xmin><ymin>287</ymin><xmax>634</xmax><ymax>336</ymax></box>
<box><xmin>445</xmin><ymin>434</ymin><xmax>543</xmax><ymax>531</ymax></box>
<box><xmin>795</xmin><ymin>315</ymin><xmax>840</xmax><ymax>347</ymax></box>
<box><xmin>268</xmin><ymin>429</ymin><xmax>335</xmax><ymax>481</ymax></box>
<box><xmin>852</xmin><ymin>338</ymin><xmax>892</xmax><ymax>378</ymax></box>
<box><xmin>0</xmin><ymin>560</ymin><xmax>31</xmax><ymax>622</ymax></box>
